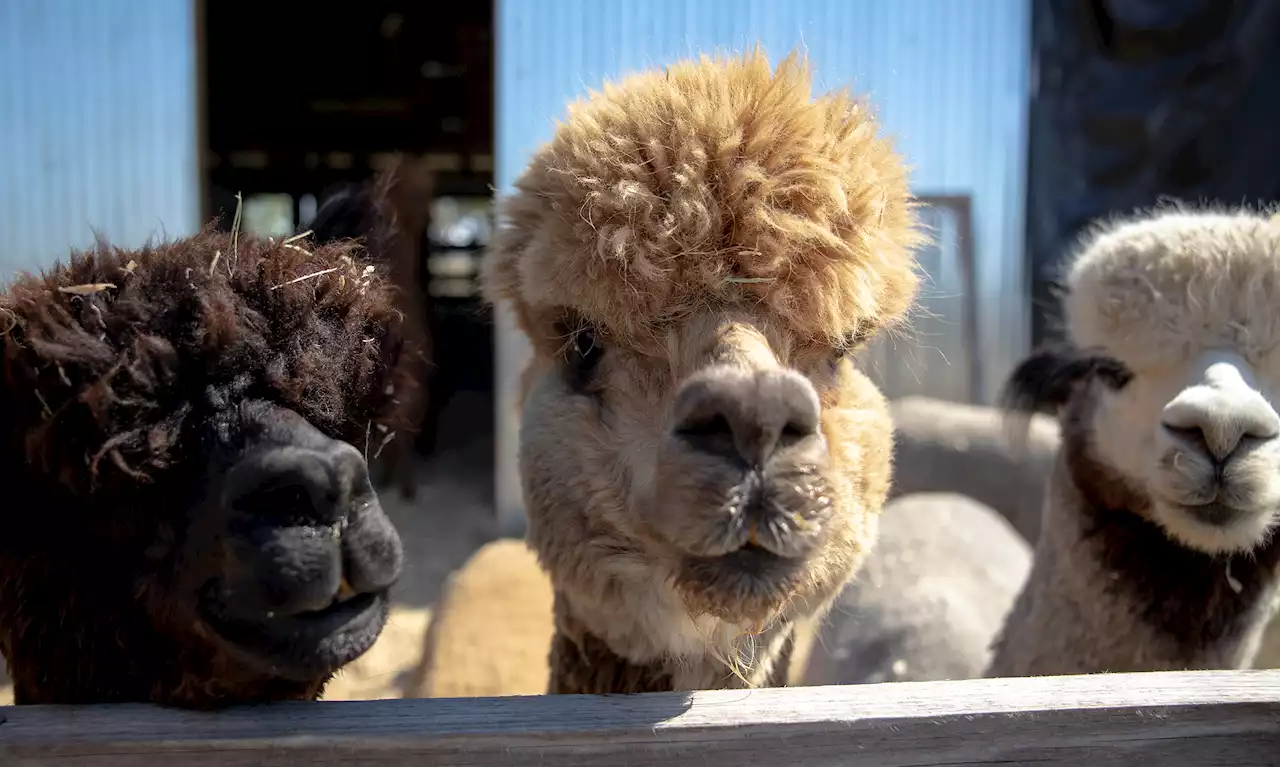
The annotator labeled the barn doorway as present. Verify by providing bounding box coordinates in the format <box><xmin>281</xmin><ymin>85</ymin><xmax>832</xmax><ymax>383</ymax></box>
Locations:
<box><xmin>198</xmin><ymin>1</ymin><xmax>496</xmax><ymax>510</ymax></box>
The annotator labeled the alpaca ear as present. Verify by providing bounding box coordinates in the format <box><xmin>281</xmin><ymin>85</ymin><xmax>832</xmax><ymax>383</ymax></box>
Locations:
<box><xmin>306</xmin><ymin>183</ymin><xmax>379</xmax><ymax>244</ymax></box>
<box><xmin>306</xmin><ymin>162</ymin><xmax>409</xmax><ymax>257</ymax></box>
<box><xmin>999</xmin><ymin>341</ymin><xmax>1132</xmax><ymax>417</ymax></box>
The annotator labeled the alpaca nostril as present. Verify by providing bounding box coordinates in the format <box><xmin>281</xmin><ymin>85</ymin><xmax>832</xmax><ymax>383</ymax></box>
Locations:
<box><xmin>340</xmin><ymin>495</ymin><xmax>404</xmax><ymax>594</ymax></box>
<box><xmin>225</xmin><ymin>439</ymin><xmax>377</xmax><ymax>528</ymax></box>
<box><xmin>328</xmin><ymin>441</ymin><xmax>379</xmax><ymax>517</ymax></box>
<box><xmin>1162</xmin><ymin>386</ymin><xmax>1280</xmax><ymax>463</ymax></box>
<box><xmin>230</xmin><ymin>483</ymin><xmax>318</xmax><ymax>523</ymax></box>
<box><xmin>224</xmin><ymin>447</ymin><xmax>343</xmax><ymax>527</ymax></box>
<box><xmin>675</xmin><ymin>413</ymin><xmax>737</xmax><ymax>457</ymax></box>
<box><xmin>217</xmin><ymin>440</ymin><xmax>390</xmax><ymax>616</ymax></box>
<box><xmin>781</xmin><ymin>420</ymin><xmax>813</xmax><ymax>440</ymax></box>
<box><xmin>673</xmin><ymin>368</ymin><xmax>821</xmax><ymax>465</ymax></box>
<box><xmin>1162</xmin><ymin>423</ymin><xmax>1211</xmax><ymax>457</ymax></box>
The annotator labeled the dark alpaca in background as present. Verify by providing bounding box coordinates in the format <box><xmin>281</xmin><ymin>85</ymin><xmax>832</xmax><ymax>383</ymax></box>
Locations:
<box><xmin>0</xmin><ymin>228</ymin><xmax>409</xmax><ymax>707</ymax></box>
<box><xmin>307</xmin><ymin>157</ymin><xmax>436</xmax><ymax>501</ymax></box>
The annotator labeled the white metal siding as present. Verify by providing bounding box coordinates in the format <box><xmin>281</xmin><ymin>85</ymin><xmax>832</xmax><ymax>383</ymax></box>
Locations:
<box><xmin>0</xmin><ymin>0</ymin><xmax>200</xmax><ymax>281</ymax></box>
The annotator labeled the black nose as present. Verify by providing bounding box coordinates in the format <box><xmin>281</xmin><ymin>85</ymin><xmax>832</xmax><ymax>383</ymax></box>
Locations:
<box><xmin>224</xmin><ymin>443</ymin><xmax>369</xmax><ymax>527</ymax></box>
<box><xmin>220</xmin><ymin>440</ymin><xmax>403</xmax><ymax>616</ymax></box>
<box><xmin>672</xmin><ymin>367</ymin><xmax>821</xmax><ymax>465</ymax></box>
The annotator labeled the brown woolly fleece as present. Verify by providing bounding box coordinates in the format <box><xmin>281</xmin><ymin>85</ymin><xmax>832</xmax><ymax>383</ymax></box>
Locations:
<box><xmin>0</xmin><ymin>228</ymin><xmax>408</xmax><ymax>706</ymax></box>
<box><xmin>546</xmin><ymin>611</ymin><xmax>794</xmax><ymax>695</ymax></box>
<box><xmin>483</xmin><ymin>47</ymin><xmax>924</xmax><ymax>695</ymax></box>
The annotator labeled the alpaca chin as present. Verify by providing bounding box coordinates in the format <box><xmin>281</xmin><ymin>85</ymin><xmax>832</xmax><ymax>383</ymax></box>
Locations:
<box><xmin>1151</xmin><ymin>501</ymin><xmax>1279</xmax><ymax>556</ymax></box>
<box><xmin>673</xmin><ymin>544</ymin><xmax>807</xmax><ymax>626</ymax></box>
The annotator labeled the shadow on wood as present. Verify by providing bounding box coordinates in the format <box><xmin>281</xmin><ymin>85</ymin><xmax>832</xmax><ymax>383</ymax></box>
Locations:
<box><xmin>2</xmin><ymin>670</ymin><xmax>1278</xmax><ymax>766</ymax></box>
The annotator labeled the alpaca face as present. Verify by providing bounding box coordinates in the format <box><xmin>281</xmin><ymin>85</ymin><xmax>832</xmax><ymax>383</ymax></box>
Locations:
<box><xmin>0</xmin><ymin>230</ymin><xmax>408</xmax><ymax>705</ymax></box>
<box><xmin>190</xmin><ymin>399</ymin><xmax>402</xmax><ymax>682</ymax></box>
<box><xmin>518</xmin><ymin>307</ymin><xmax>888</xmax><ymax>646</ymax></box>
<box><xmin>1058</xmin><ymin>208</ymin><xmax>1280</xmax><ymax>556</ymax></box>
<box><xmin>1092</xmin><ymin>348</ymin><xmax>1280</xmax><ymax>554</ymax></box>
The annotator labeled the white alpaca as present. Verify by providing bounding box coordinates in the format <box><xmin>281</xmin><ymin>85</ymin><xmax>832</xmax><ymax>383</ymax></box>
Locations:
<box><xmin>988</xmin><ymin>207</ymin><xmax>1280</xmax><ymax>676</ymax></box>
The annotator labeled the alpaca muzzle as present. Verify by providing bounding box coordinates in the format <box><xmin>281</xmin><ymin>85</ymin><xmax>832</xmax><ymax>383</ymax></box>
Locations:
<box><xmin>195</xmin><ymin>401</ymin><xmax>402</xmax><ymax>680</ymax></box>
<box><xmin>1151</xmin><ymin>350</ymin><xmax>1280</xmax><ymax>553</ymax></box>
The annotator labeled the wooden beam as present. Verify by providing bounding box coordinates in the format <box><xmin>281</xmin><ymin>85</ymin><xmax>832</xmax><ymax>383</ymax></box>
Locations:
<box><xmin>2</xmin><ymin>670</ymin><xmax>1278</xmax><ymax>766</ymax></box>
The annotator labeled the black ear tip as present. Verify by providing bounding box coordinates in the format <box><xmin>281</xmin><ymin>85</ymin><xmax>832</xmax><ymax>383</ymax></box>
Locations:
<box><xmin>999</xmin><ymin>342</ymin><xmax>1088</xmax><ymax>415</ymax></box>
<box><xmin>999</xmin><ymin>339</ymin><xmax>1133</xmax><ymax>419</ymax></box>
<box><xmin>307</xmin><ymin>183</ymin><xmax>379</xmax><ymax>243</ymax></box>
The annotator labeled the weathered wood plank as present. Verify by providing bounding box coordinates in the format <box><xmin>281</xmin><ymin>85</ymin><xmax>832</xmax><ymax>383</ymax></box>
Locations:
<box><xmin>1</xmin><ymin>670</ymin><xmax>1278</xmax><ymax>766</ymax></box>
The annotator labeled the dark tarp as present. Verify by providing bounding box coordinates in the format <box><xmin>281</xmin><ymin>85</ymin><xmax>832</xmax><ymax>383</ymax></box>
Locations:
<box><xmin>1026</xmin><ymin>0</ymin><xmax>1280</xmax><ymax>344</ymax></box>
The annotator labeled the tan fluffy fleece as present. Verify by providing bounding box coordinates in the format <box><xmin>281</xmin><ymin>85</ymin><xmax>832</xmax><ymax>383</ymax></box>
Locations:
<box><xmin>410</xmin><ymin>539</ymin><xmax>555</xmax><ymax>699</ymax></box>
<box><xmin>484</xmin><ymin>46</ymin><xmax>923</xmax><ymax>353</ymax></box>
<box><xmin>480</xmin><ymin>46</ymin><xmax>924</xmax><ymax>694</ymax></box>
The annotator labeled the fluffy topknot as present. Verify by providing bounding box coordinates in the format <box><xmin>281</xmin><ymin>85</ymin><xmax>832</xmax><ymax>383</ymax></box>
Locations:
<box><xmin>1062</xmin><ymin>206</ymin><xmax>1280</xmax><ymax>370</ymax></box>
<box><xmin>484</xmin><ymin>47</ymin><xmax>924</xmax><ymax>348</ymax></box>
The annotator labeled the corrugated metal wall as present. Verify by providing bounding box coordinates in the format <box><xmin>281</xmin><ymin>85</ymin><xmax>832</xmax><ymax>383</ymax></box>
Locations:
<box><xmin>0</xmin><ymin>0</ymin><xmax>200</xmax><ymax>281</ymax></box>
<box><xmin>493</xmin><ymin>0</ymin><xmax>1031</xmax><ymax>530</ymax></box>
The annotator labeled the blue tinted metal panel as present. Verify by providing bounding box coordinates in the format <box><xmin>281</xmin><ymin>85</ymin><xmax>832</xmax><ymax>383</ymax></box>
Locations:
<box><xmin>493</xmin><ymin>0</ymin><xmax>1031</xmax><ymax>527</ymax></box>
<box><xmin>0</xmin><ymin>0</ymin><xmax>200</xmax><ymax>280</ymax></box>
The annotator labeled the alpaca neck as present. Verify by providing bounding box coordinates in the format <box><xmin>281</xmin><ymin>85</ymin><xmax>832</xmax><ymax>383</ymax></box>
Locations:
<box><xmin>547</xmin><ymin>596</ymin><xmax>794</xmax><ymax>694</ymax></box>
<box><xmin>988</xmin><ymin>453</ymin><xmax>1280</xmax><ymax>677</ymax></box>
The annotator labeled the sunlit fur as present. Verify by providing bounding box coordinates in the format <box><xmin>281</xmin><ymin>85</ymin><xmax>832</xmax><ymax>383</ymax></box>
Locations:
<box><xmin>484</xmin><ymin>47</ymin><xmax>923</xmax><ymax>691</ymax></box>
<box><xmin>0</xmin><ymin>227</ymin><xmax>409</xmax><ymax>707</ymax></box>
<box><xmin>1066</xmin><ymin>207</ymin><xmax>1280</xmax><ymax>555</ymax></box>
<box><xmin>990</xmin><ymin>205</ymin><xmax>1280</xmax><ymax>677</ymax></box>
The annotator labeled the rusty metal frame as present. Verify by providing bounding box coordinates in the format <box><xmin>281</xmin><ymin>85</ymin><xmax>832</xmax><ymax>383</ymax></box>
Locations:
<box><xmin>911</xmin><ymin>193</ymin><xmax>980</xmax><ymax>403</ymax></box>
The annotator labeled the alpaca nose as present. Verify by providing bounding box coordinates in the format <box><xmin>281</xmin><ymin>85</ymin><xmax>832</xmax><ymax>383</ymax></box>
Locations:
<box><xmin>672</xmin><ymin>366</ymin><xmax>821</xmax><ymax>465</ymax></box>
<box><xmin>223</xmin><ymin>442</ymin><xmax>371</xmax><ymax>528</ymax></box>
<box><xmin>1161</xmin><ymin>361</ymin><xmax>1280</xmax><ymax>462</ymax></box>
<box><xmin>221</xmin><ymin>440</ymin><xmax>401</xmax><ymax>615</ymax></box>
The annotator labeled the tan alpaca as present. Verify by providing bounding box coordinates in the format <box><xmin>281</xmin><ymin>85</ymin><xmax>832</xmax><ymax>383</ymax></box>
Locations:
<box><xmin>412</xmin><ymin>540</ymin><xmax>555</xmax><ymax>698</ymax></box>
<box><xmin>482</xmin><ymin>48</ymin><xmax>923</xmax><ymax>693</ymax></box>
<box><xmin>989</xmin><ymin>207</ymin><xmax>1280</xmax><ymax>677</ymax></box>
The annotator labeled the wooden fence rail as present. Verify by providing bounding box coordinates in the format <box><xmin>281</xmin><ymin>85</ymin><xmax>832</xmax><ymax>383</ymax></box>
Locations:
<box><xmin>2</xmin><ymin>669</ymin><xmax>1278</xmax><ymax>766</ymax></box>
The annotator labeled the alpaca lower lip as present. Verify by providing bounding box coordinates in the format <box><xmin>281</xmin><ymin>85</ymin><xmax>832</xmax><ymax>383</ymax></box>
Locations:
<box><xmin>677</xmin><ymin>543</ymin><xmax>805</xmax><ymax>611</ymax></box>
<box><xmin>1180</xmin><ymin>502</ymin><xmax>1245</xmax><ymax>526</ymax></box>
<box><xmin>199</xmin><ymin>590</ymin><xmax>389</xmax><ymax>681</ymax></box>
<box><xmin>710</xmin><ymin>542</ymin><xmax>792</xmax><ymax>574</ymax></box>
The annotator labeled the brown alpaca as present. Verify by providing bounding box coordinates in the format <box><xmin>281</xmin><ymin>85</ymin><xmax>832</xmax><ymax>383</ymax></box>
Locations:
<box><xmin>307</xmin><ymin>156</ymin><xmax>435</xmax><ymax>500</ymax></box>
<box><xmin>0</xmin><ymin>227</ymin><xmax>409</xmax><ymax>707</ymax></box>
<box><xmin>989</xmin><ymin>208</ymin><xmax>1280</xmax><ymax>677</ymax></box>
<box><xmin>483</xmin><ymin>48</ymin><xmax>923</xmax><ymax>693</ymax></box>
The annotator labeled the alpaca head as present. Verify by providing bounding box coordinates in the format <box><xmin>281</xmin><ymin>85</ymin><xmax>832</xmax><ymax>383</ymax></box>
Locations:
<box><xmin>308</xmin><ymin>155</ymin><xmax>434</xmax><ymax>261</ymax></box>
<box><xmin>0</xmin><ymin>226</ymin><xmax>407</xmax><ymax>705</ymax></box>
<box><xmin>1005</xmin><ymin>208</ymin><xmax>1280</xmax><ymax>556</ymax></box>
<box><xmin>485</xmin><ymin>50</ymin><xmax>922</xmax><ymax>648</ymax></box>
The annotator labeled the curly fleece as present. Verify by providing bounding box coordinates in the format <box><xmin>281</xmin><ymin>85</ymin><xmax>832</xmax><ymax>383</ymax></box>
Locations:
<box><xmin>484</xmin><ymin>47</ymin><xmax>924</xmax><ymax>351</ymax></box>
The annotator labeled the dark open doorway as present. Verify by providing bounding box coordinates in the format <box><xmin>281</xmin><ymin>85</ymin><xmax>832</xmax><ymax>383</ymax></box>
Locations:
<box><xmin>197</xmin><ymin>1</ymin><xmax>497</xmax><ymax>501</ymax></box>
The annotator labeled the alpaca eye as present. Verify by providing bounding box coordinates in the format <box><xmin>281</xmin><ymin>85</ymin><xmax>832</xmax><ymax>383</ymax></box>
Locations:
<box><xmin>566</xmin><ymin>326</ymin><xmax>605</xmax><ymax>390</ymax></box>
<box><xmin>830</xmin><ymin>324</ymin><xmax>872</xmax><ymax>367</ymax></box>
<box><xmin>1097</xmin><ymin>357</ymin><xmax>1134</xmax><ymax>390</ymax></box>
